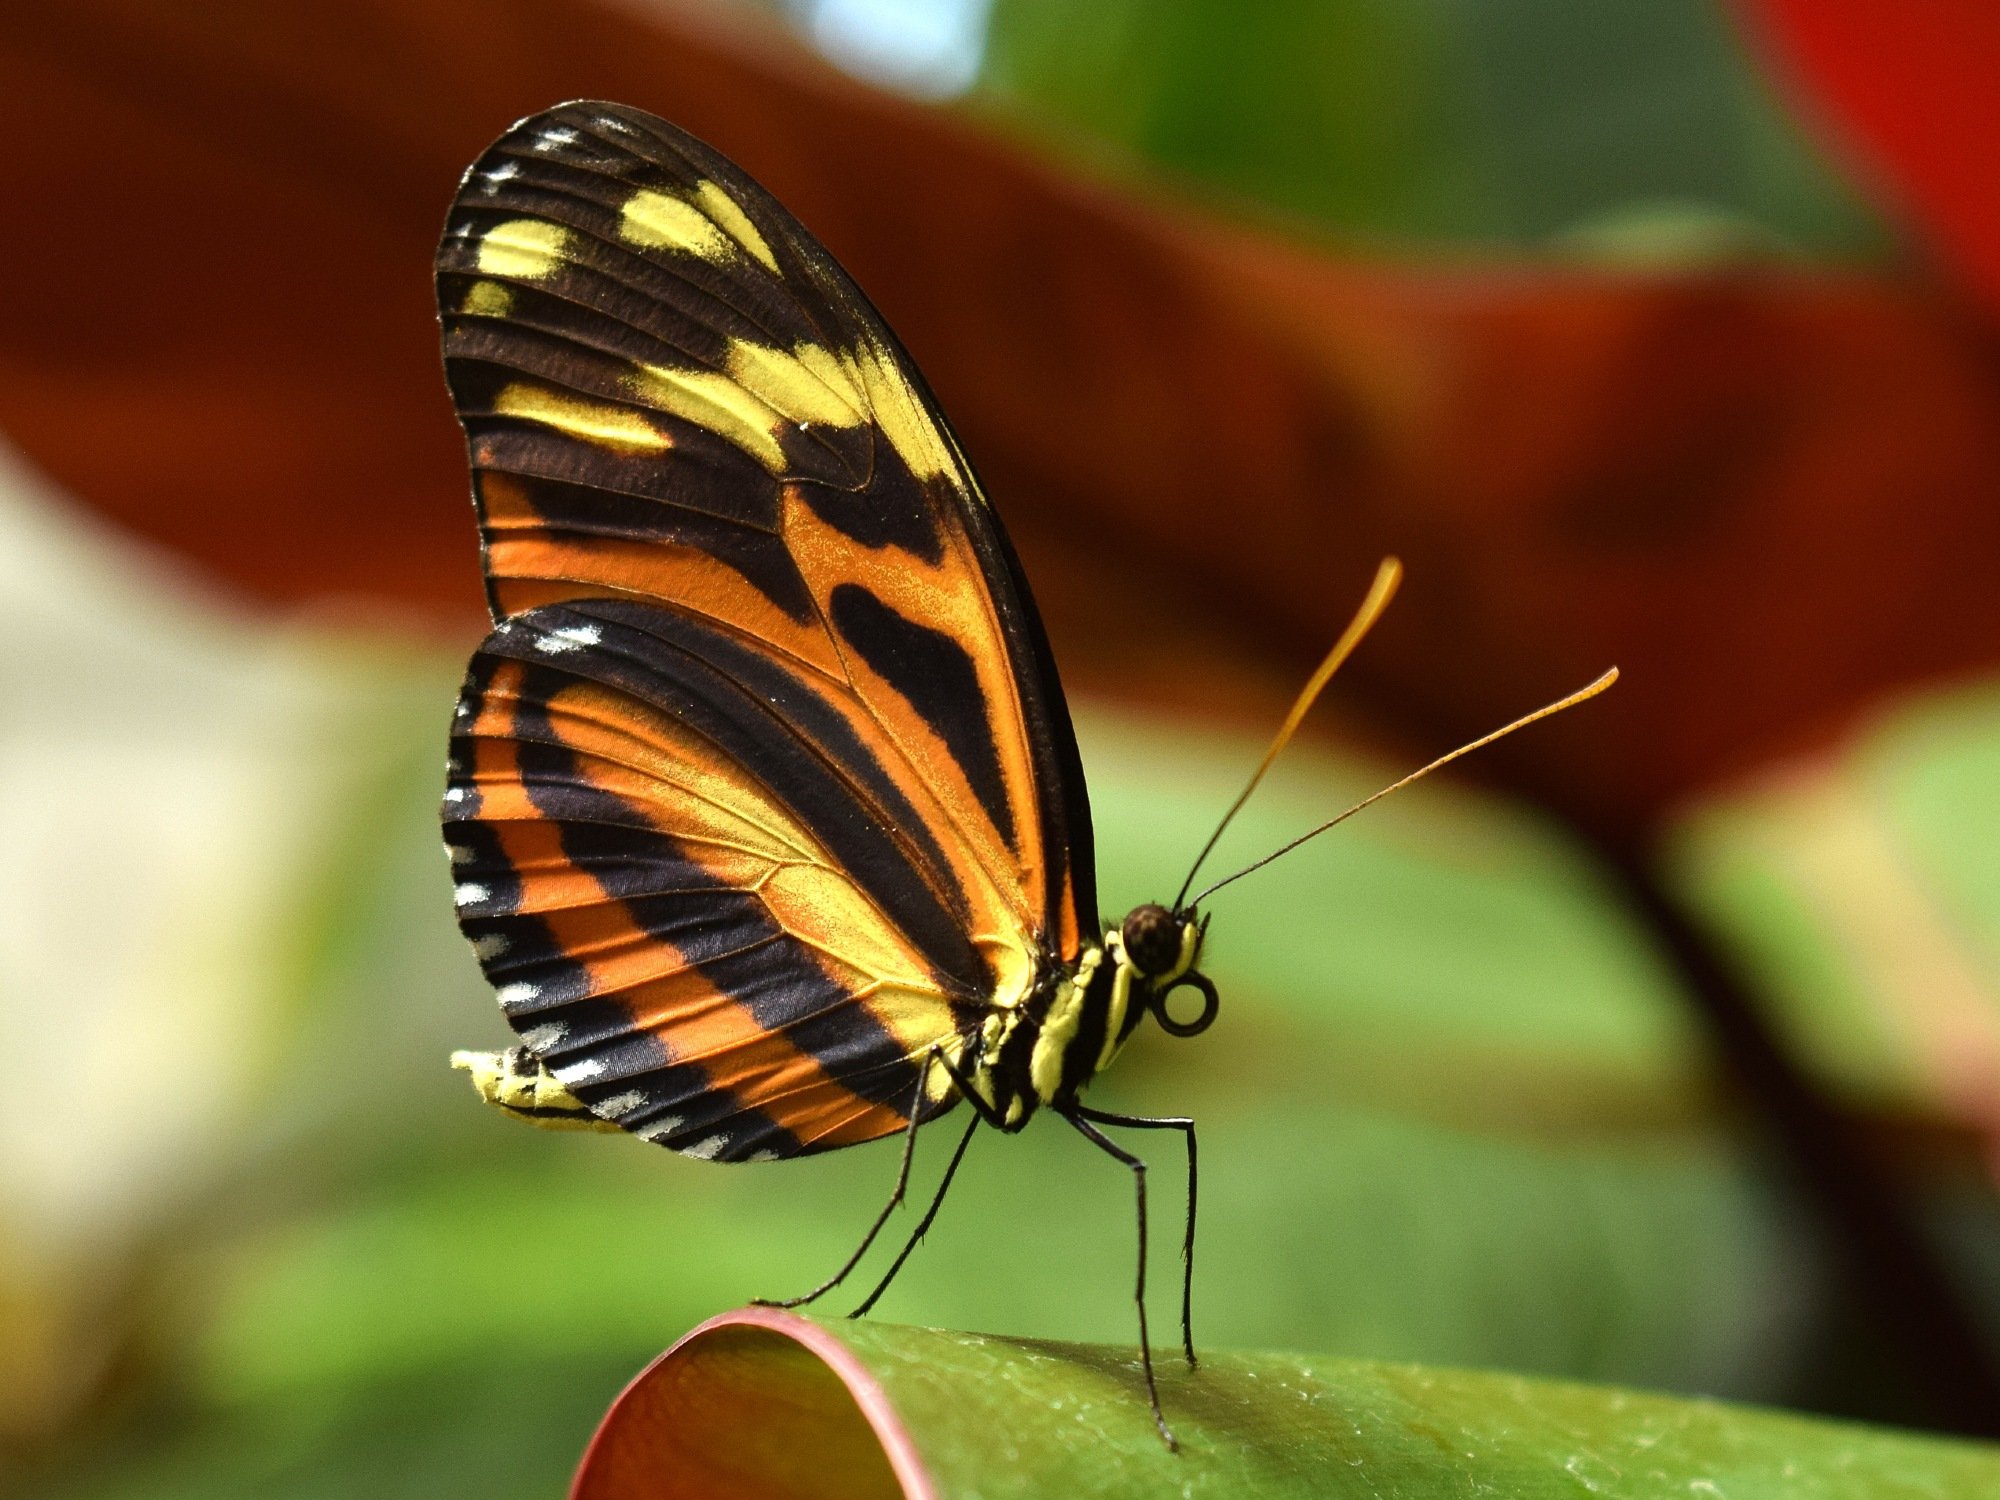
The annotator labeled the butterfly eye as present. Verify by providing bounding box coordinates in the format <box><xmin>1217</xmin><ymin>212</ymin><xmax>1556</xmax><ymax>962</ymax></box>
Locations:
<box><xmin>1120</xmin><ymin>902</ymin><xmax>1185</xmax><ymax>975</ymax></box>
<box><xmin>1151</xmin><ymin>971</ymin><xmax>1219</xmax><ymax>1038</ymax></box>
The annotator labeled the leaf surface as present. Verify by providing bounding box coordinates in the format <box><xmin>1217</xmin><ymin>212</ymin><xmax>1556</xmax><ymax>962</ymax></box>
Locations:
<box><xmin>573</xmin><ymin>1309</ymin><xmax>2000</xmax><ymax>1499</ymax></box>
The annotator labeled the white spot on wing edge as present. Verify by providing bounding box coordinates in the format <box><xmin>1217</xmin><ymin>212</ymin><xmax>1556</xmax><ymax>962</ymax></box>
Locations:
<box><xmin>477</xmin><ymin>160</ymin><xmax>521</xmax><ymax>194</ymax></box>
<box><xmin>471</xmin><ymin>933</ymin><xmax>509</xmax><ymax>961</ymax></box>
<box><xmin>520</xmin><ymin>1022</ymin><xmax>566</xmax><ymax>1052</ymax></box>
<box><xmin>533</xmin><ymin>126</ymin><xmax>579</xmax><ymax>152</ymax></box>
<box><xmin>597</xmin><ymin>1091</ymin><xmax>646</xmax><ymax>1119</ymax></box>
<box><xmin>453</xmin><ymin>882</ymin><xmax>490</xmax><ymax>908</ymax></box>
<box><xmin>552</xmin><ymin>1057</ymin><xmax>605</xmax><ymax>1084</ymax></box>
<box><xmin>535</xmin><ymin>622</ymin><xmax>602</xmax><ymax>655</ymax></box>
<box><xmin>495</xmin><ymin>981</ymin><xmax>541</xmax><ymax>1011</ymax></box>
<box><xmin>442</xmin><ymin>786</ymin><xmax>469</xmax><ymax>804</ymax></box>
<box><xmin>682</xmin><ymin>1134</ymin><xmax>729</xmax><ymax>1160</ymax></box>
<box><xmin>635</xmin><ymin>1114</ymin><xmax>685</xmax><ymax>1142</ymax></box>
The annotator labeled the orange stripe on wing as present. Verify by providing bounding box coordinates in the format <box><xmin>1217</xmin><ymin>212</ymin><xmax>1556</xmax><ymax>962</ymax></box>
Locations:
<box><xmin>781</xmin><ymin>483</ymin><xmax>1047</xmax><ymax>952</ymax></box>
<box><xmin>540</xmin><ymin>678</ymin><xmax>980</xmax><ymax>1064</ymax></box>
<box><xmin>465</xmin><ymin>661</ymin><xmax>916</xmax><ymax>1148</ymax></box>
<box><xmin>481</xmin><ymin>472</ymin><xmax>846</xmax><ymax>681</ymax></box>
<box><xmin>617</xmin><ymin>968</ymin><xmax>908</xmax><ymax>1145</ymax></box>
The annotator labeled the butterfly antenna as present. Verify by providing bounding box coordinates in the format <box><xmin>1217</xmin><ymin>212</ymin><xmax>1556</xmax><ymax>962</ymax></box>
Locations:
<box><xmin>1189</xmin><ymin>667</ymin><xmax>1619</xmax><ymax>907</ymax></box>
<box><xmin>1173</xmin><ymin>558</ymin><xmax>1402</xmax><ymax>911</ymax></box>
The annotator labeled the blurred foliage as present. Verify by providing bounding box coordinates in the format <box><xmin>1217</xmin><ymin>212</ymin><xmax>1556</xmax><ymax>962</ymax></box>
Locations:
<box><xmin>12</xmin><ymin>0</ymin><xmax>2000</xmax><ymax>835</ymax></box>
<box><xmin>976</xmin><ymin>0</ymin><xmax>1889</xmax><ymax>257</ymax></box>
<box><xmin>5</xmin><ymin>0</ymin><xmax>2000</xmax><ymax>1494</ymax></box>
<box><xmin>1739</xmin><ymin>0</ymin><xmax>2000</xmax><ymax>315</ymax></box>
<box><xmin>18</xmin><ymin>453</ymin><xmax>1992</xmax><ymax>1495</ymax></box>
<box><xmin>1675</xmin><ymin>684</ymin><xmax>2000</xmax><ymax>1117</ymax></box>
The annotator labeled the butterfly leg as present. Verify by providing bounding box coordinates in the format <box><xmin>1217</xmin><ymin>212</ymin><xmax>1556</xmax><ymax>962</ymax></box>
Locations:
<box><xmin>848</xmin><ymin>1044</ymin><xmax>1003</xmax><ymax>1317</ymax></box>
<box><xmin>753</xmin><ymin>1067</ymin><xmax>929</xmax><ymax>1310</ymax></box>
<box><xmin>1073</xmin><ymin>1105</ymin><xmax>1199</xmax><ymax>1367</ymax></box>
<box><xmin>847</xmin><ymin>1111</ymin><xmax>979</xmax><ymax>1318</ymax></box>
<box><xmin>1064</xmin><ymin>1109</ymin><xmax>1177</xmax><ymax>1451</ymax></box>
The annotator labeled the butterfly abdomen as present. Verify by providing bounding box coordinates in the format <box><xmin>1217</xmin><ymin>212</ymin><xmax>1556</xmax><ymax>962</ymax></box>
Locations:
<box><xmin>449</xmin><ymin>1045</ymin><xmax>622</xmax><ymax>1132</ymax></box>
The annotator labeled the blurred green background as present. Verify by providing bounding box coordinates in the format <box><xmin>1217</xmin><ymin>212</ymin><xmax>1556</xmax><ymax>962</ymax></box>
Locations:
<box><xmin>7</xmin><ymin>0</ymin><xmax>2000</xmax><ymax>1495</ymax></box>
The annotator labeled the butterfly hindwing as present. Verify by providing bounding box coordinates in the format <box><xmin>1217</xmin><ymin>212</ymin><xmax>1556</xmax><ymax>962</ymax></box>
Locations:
<box><xmin>447</xmin><ymin>604</ymin><xmax>969</xmax><ymax>1158</ymax></box>
<box><xmin>438</xmin><ymin>102</ymin><xmax>1095</xmax><ymax>1157</ymax></box>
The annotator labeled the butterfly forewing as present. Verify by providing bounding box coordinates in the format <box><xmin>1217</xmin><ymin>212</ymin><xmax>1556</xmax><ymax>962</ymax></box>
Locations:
<box><xmin>438</xmin><ymin>102</ymin><xmax>1094</xmax><ymax>1158</ymax></box>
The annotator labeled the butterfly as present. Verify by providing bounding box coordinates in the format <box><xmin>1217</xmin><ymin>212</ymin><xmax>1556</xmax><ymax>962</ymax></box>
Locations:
<box><xmin>437</xmin><ymin>100</ymin><xmax>1614</xmax><ymax>1449</ymax></box>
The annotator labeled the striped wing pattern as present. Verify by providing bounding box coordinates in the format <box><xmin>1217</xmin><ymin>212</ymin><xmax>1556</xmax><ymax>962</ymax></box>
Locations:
<box><xmin>438</xmin><ymin>102</ymin><xmax>1094</xmax><ymax>1159</ymax></box>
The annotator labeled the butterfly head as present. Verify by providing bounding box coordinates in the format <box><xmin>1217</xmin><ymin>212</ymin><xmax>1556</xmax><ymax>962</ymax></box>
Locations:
<box><xmin>1114</xmin><ymin>903</ymin><xmax>1218</xmax><ymax>1039</ymax></box>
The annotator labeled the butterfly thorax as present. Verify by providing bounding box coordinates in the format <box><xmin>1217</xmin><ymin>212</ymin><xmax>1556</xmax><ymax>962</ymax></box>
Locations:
<box><xmin>960</xmin><ymin>905</ymin><xmax>1204</xmax><ymax>1131</ymax></box>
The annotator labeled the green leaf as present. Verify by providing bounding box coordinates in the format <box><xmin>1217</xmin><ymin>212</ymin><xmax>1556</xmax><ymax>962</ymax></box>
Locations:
<box><xmin>576</xmin><ymin>1310</ymin><xmax>2000</xmax><ymax>1498</ymax></box>
<box><xmin>978</xmin><ymin>0</ymin><xmax>1887</xmax><ymax>255</ymax></box>
<box><xmin>1668</xmin><ymin>677</ymin><xmax>2000</xmax><ymax>1117</ymax></box>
